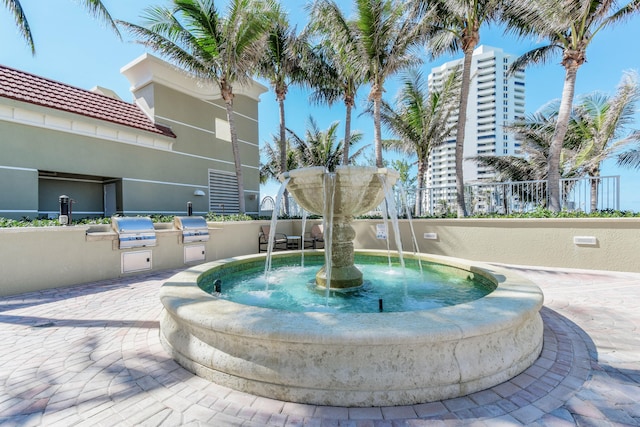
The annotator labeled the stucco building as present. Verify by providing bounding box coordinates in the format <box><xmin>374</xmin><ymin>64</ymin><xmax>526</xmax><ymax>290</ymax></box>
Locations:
<box><xmin>426</xmin><ymin>46</ymin><xmax>525</xmax><ymax>208</ymax></box>
<box><xmin>0</xmin><ymin>53</ymin><xmax>267</xmax><ymax>220</ymax></box>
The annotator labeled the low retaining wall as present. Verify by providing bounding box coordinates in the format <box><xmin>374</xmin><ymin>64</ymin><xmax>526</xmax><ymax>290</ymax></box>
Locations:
<box><xmin>0</xmin><ymin>218</ymin><xmax>638</xmax><ymax>296</ymax></box>
<box><xmin>350</xmin><ymin>218</ymin><xmax>640</xmax><ymax>273</ymax></box>
<box><xmin>0</xmin><ymin>221</ymin><xmax>292</xmax><ymax>297</ymax></box>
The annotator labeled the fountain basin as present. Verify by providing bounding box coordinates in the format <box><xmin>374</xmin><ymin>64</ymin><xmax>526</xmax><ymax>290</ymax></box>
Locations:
<box><xmin>159</xmin><ymin>251</ymin><xmax>544</xmax><ymax>407</ymax></box>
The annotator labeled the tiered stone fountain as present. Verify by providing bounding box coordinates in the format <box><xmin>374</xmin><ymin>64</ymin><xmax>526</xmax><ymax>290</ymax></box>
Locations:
<box><xmin>159</xmin><ymin>166</ymin><xmax>544</xmax><ymax>407</ymax></box>
<box><xmin>282</xmin><ymin>166</ymin><xmax>399</xmax><ymax>290</ymax></box>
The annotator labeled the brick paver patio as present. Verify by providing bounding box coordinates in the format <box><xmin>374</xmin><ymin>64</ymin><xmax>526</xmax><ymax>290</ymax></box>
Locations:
<box><xmin>0</xmin><ymin>263</ymin><xmax>639</xmax><ymax>426</ymax></box>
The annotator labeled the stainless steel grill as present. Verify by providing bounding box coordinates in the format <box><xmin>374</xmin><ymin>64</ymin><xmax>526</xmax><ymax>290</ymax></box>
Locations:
<box><xmin>174</xmin><ymin>216</ymin><xmax>209</xmax><ymax>243</ymax></box>
<box><xmin>111</xmin><ymin>217</ymin><xmax>157</xmax><ymax>249</ymax></box>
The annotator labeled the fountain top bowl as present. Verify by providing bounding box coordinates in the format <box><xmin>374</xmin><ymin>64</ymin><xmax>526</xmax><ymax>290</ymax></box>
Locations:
<box><xmin>278</xmin><ymin>166</ymin><xmax>399</xmax><ymax>217</ymax></box>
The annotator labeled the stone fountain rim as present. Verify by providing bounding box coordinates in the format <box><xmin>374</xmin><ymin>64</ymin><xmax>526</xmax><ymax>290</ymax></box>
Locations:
<box><xmin>160</xmin><ymin>251</ymin><xmax>543</xmax><ymax>344</ymax></box>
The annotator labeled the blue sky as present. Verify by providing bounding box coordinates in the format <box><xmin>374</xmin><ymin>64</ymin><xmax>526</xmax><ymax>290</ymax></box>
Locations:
<box><xmin>1</xmin><ymin>1</ymin><xmax>639</xmax><ymax>210</ymax></box>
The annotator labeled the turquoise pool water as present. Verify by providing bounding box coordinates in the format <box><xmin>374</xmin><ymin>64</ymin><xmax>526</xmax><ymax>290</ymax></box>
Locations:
<box><xmin>199</xmin><ymin>254</ymin><xmax>495</xmax><ymax>313</ymax></box>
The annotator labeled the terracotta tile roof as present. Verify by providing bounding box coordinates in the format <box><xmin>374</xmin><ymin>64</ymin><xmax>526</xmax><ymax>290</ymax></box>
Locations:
<box><xmin>0</xmin><ymin>64</ymin><xmax>175</xmax><ymax>138</ymax></box>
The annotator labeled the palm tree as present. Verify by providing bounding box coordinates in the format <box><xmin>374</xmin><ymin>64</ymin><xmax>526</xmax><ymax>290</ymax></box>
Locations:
<box><xmin>257</xmin><ymin>6</ymin><xmax>310</xmax><ymax>215</ymax></box>
<box><xmin>474</xmin><ymin>108</ymin><xmax>580</xmax><ymax>208</ymax></box>
<box><xmin>357</xmin><ymin>0</ymin><xmax>430</xmax><ymax>170</ymax></box>
<box><xmin>417</xmin><ymin>0</ymin><xmax>503</xmax><ymax>217</ymax></box>
<box><xmin>477</xmin><ymin>114</ymin><xmax>575</xmax><ymax>180</ymax></box>
<box><xmin>306</xmin><ymin>0</ymin><xmax>367</xmax><ymax>165</ymax></box>
<box><xmin>260</xmin><ymin>134</ymin><xmax>299</xmax><ymax>184</ymax></box>
<box><xmin>5</xmin><ymin>0</ymin><xmax>119</xmax><ymax>54</ymax></box>
<box><xmin>504</xmin><ymin>0</ymin><xmax>640</xmax><ymax>212</ymax></box>
<box><xmin>257</xmin><ymin>5</ymin><xmax>309</xmax><ymax>179</ymax></box>
<box><xmin>309</xmin><ymin>0</ymin><xmax>429</xmax><ymax>169</ymax></box>
<box><xmin>118</xmin><ymin>0</ymin><xmax>272</xmax><ymax>213</ymax></box>
<box><xmin>379</xmin><ymin>68</ymin><xmax>461</xmax><ymax>216</ymax></box>
<box><xmin>389</xmin><ymin>158</ymin><xmax>418</xmax><ymax>216</ymax></box>
<box><xmin>288</xmin><ymin>117</ymin><xmax>367</xmax><ymax>171</ymax></box>
<box><xmin>569</xmin><ymin>71</ymin><xmax>640</xmax><ymax>210</ymax></box>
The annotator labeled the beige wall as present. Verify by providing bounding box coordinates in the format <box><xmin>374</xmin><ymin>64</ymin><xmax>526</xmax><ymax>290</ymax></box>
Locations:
<box><xmin>350</xmin><ymin>218</ymin><xmax>640</xmax><ymax>272</ymax></box>
<box><xmin>0</xmin><ymin>220</ymin><xmax>293</xmax><ymax>296</ymax></box>
<box><xmin>0</xmin><ymin>218</ymin><xmax>637</xmax><ymax>297</ymax></box>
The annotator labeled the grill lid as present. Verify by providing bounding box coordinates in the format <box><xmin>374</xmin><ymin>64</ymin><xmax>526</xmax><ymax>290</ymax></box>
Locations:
<box><xmin>112</xmin><ymin>216</ymin><xmax>156</xmax><ymax>233</ymax></box>
<box><xmin>174</xmin><ymin>216</ymin><xmax>208</xmax><ymax>230</ymax></box>
<box><xmin>174</xmin><ymin>216</ymin><xmax>209</xmax><ymax>243</ymax></box>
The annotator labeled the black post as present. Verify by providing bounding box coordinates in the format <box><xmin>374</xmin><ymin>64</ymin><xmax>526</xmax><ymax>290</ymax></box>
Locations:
<box><xmin>59</xmin><ymin>195</ymin><xmax>69</xmax><ymax>216</ymax></box>
<box><xmin>59</xmin><ymin>195</ymin><xmax>70</xmax><ymax>225</ymax></box>
<box><xmin>187</xmin><ymin>201</ymin><xmax>193</xmax><ymax>216</ymax></box>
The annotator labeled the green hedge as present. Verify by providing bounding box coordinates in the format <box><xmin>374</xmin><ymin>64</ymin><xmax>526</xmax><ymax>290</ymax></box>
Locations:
<box><xmin>0</xmin><ymin>212</ymin><xmax>254</xmax><ymax>228</ymax></box>
<box><xmin>1</xmin><ymin>209</ymin><xmax>638</xmax><ymax>228</ymax></box>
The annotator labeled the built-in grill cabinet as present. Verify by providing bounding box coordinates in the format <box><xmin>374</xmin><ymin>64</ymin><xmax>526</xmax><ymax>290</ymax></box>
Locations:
<box><xmin>111</xmin><ymin>217</ymin><xmax>157</xmax><ymax>249</ymax></box>
<box><xmin>173</xmin><ymin>216</ymin><xmax>210</xmax><ymax>243</ymax></box>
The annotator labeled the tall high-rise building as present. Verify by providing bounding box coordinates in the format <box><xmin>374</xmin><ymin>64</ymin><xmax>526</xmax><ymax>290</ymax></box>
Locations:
<box><xmin>427</xmin><ymin>45</ymin><xmax>525</xmax><ymax>197</ymax></box>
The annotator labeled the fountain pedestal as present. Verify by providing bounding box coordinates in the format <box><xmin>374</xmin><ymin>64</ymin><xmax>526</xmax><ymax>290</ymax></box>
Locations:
<box><xmin>314</xmin><ymin>220</ymin><xmax>361</xmax><ymax>290</ymax></box>
<box><xmin>280</xmin><ymin>166</ymin><xmax>399</xmax><ymax>291</ymax></box>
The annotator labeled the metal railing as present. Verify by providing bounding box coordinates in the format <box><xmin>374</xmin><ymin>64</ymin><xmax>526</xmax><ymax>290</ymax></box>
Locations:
<box><xmin>265</xmin><ymin>175</ymin><xmax>620</xmax><ymax>217</ymax></box>
<box><xmin>411</xmin><ymin>176</ymin><xmax>620</xmax><ymax>216</ymax></box>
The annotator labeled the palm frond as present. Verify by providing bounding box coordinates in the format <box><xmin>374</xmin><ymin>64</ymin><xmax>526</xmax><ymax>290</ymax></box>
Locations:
<box><xmin>508</xmin><ymin>44</ymin><xmax>561</xmax><ymax>74</ymax></box>
<box><xmin>80</xmin><ymin>0</ymin><xmax>121</xmax><ymax>38</ymax></box>
<box><xmin>4</xmin><ymin>0</ymin><xmax>34</xmax><ymax>54</ymax></box>
<box><xmin>617</xmin><ymin>146</ymin><xmax>640</xmax><ymax>169</ymax></box>
<box><xmin>474</xmin><ymin>155</ymin><xmax>540</xmax><ymax>181</ymax></box>
<box><xmin>570</xmin><ymin>71</ymin><xmax>640</xmax><ymax>174</ymax></box>
<box><xmin>597</xmin><ymin>0</ymin><xmax>640</xmax><ymax>29</ymax></box>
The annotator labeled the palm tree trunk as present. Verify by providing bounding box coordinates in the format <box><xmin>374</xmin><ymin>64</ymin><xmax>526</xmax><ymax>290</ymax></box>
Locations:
<box><xmin>415</xmin><ymin>159</ymin><xmax>427</xmax><ymax>216</ymax></box>
<box><xmin>343</xmin><ymin>100</ymin><xmax>353</xmax><ymax>165</ymax></box>
<box><xmin>590</xmin><ymin>170</ymin><xmax>600</xmax><ymax>211</ymax></box>
<box><xmin>548</xmin><ymin>65</ymin><xmax>578</xmax><ymax>212</ymax></box>
<box><xmin>455</xmin><ymin>48</ymin><xmax>474</xmax><ymax>218</ymax></box>
<box><xmin>279</xmin><ymin>96</ymin><xmax>287</xmax><ymax>174</ymax></box>
<box><xmin>502</xmin><ymin>184</ymin><xmax>508</xmax><ymax>214</ymax></box>
<box><xmin>278</xmin><ymin>94</ymin><xmax>290</xmax><ymax>215</ymax></box>
<box><xmin>224</xmin><ymin>98</ymin><xmax>246</xmax><ymax>214</ymax></box>
<box><xmin>372</xmin><ymin>85</ymin><xmax>384</xmax><ymax>168</ymax></box>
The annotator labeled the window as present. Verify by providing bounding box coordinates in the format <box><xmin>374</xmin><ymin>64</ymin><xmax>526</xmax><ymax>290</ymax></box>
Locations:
<box><xmin>215</xmin><ymin>118</ymin><xmax>231</xmax><ymax>142</ymax></box>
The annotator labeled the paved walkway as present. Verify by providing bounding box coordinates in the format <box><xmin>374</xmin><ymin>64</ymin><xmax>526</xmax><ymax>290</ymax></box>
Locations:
<box><xmin>0</xmin><ymin>264</ymin><xmax>639</xmax><ymax>426</ymax></box>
